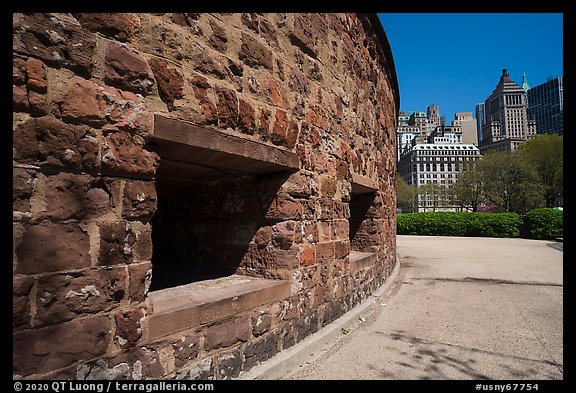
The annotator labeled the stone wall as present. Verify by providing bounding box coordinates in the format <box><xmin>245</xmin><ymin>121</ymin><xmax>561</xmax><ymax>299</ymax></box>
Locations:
<box><xmin>13</xmin><ymin>13</ymin><xmax>399</xmax><ymax>380</ymax></box>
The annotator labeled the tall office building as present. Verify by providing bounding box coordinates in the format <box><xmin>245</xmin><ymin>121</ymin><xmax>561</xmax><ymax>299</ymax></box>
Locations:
<box><xmin>479</xmin><ymin>69</ymin><xmax>536</xmax><ymax>154</ymax></box>
<box><xmin>452</xmin><ymin>112</ymin><xmax>478</xmax><ymax>145</ymax></box>
<box><xmin>397</xmin><ymin>143</ymin><xmax>481</xmax><ymax>212</ymax></box>
<box><xmin>475</xmin><ymin>103</ymin><xmax>486</xmax><ymax>143</ymax></box>
<box><xmin>527</xmin><ymin>76</ymin><xmax>563</xmax><ymax>135</ymax></box>
<box><xmin>427</xmin><ymin>104</ymin><xmax>441</xmax><ymax>128</ymax></box>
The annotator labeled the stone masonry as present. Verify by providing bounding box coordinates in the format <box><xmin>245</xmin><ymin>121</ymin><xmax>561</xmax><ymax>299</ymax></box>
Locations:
<box><xmin>13</xmin><ymin>13</ymin><xmax>399</xmax><ymax>379</ymax></box>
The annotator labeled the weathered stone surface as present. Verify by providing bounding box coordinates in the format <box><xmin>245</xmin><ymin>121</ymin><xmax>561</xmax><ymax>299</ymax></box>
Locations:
<box><xmin>299</xmin><ymin>244</ymin><xmax>316</xmax><ymax>266</ymax></box>
<box><xmin>178</xmin><ymin>358</ymin><xmax>214</xmax><ymax>380</ymax></box>
<box><xmin>99</xmin><ymin>221</ymin><xmax>136</xmax><ymax>266</ymax></box>
<box><xmin>207</xmin><ymin>19</ymin><xmax>228</xmax><ymax>53</ymax></box>
<box><xmin>215</xmin><ymin>86</ymin><xmax>238</xmax><ymax>130</ymax></box>
<box><xmin>265</xmin><ymin>194</ymin><xmax>302</xmax><ymax>220</ymax></box>
<box><xmin>37</xmin><ymin>172</ymin><xmax>111</xmax><ymax>221</ymax></box>
<box><xmin>189</xmin><ymin>75</ymin><xmax>217</xmax><ymax>125</ymax></box>
<box><xmin>122</xmin><ymin>180</ymin><xmax>157</xmax><ymax>220</ymax></box>
<box><xmin>13</xmin><ymin>115</ymin><xmax>100</xmax><ymax>171</ymax></box>
<box><xmin>148</xmin><ymin>57</ymin><xmax>184</xmax><ymax>111</ymax></box>
<box><xmin>306</xmin><ymin>103</ymin><xmax>329</xmax><ymax>130</ymax></box>
<box><xmin>114</xmin><ymin>308</ymin><xmax>145</xmax><ymax>348</ymax></box>
<box><xmin>35</xmin><ymin>268</ymin><xmax>127</xmax><ymax>326</ymax></box>
<box><xmin>77</xmin><ymin>347</ymin><xmax>164</xmax><ymax>380</ymax></box>
<box><xmin>13</xmin><ymin>13</ymin><xmax>97</xmax><ymax>77</ymax></box>
<box><xmin>73</xmin><ymin>13</ymin><xmax>141</xmax><ymax>44</ymax></box>
<box><xmin>128</xmin><ymin>262</ymin><xmax>152</xmax><ymax>303</ymax></box>
<box><xmin>283</xmin><ymin>171</ymin><xmax>318</xmax><ymax>199</ymax></box>
<box><xmin>13</xmin><ymin>276</ymin><xmax>34</xmax><ymax>328</ymax></box>
<box><xmin>216</xmin><ymin>348</ymin><xmax>242</xmax><ymax>380</ymax></box>
<box><xmin>172</xmin><ymin>334</ymin><xmax>200</xmax><ymax>368</ymax></box>
<box><xmin>16</xmin><ymin>222</ymin><xmax>91</xmax><ymax>274</ymax></box>
<box><xmin>102</xmin><ymin>131</ymin><xmax>159</xmax><ymax>178</ymax></box>
<box><xmin>271</xmin><ymin>221</ymin><xmax>296</xmax><ymax>250</ymax></box>
<box><xmin>239</xmin><ymin>33</ymin><xmax>273</xmax><ymax>70</ymax></box>
<box><xmin>13</xmin><ymin>316</ymin><xmax>111</xmax><ymax>377</ymax></box>
<box><xmin>204</xmin><ymin>317</ymin><xmax>251</xmax><ymax>351</ymax></box>
<box><xmin>238</xmin><ymin>98</ymin><xmax>256</xmax><ymax>135</ymax></box>
<box><xmin>251</xmin><ymin>311</ymin><xmax>272</xmax><ymax>337</ymax></box>
<box><xmin>105</xmin><ymin>43</ymin><xmax>154</xmax><ymax>95</ymax></box>
<box><xmin>59</xmin><ymin>76</ymin><xmax>105</xmax><ymax>126</ymax></box>
<box><xmin>12</xmin><ymin>168</ymin><xmax>36</xmax><ymax>214</ymax></box>
<box><xmin>243</xmin><ymin>332</ymin><xmax>279</xmax><ymax>370</ymax></box>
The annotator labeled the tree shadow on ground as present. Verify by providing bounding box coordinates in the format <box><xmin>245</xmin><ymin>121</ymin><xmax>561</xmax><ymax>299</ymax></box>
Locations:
<box><xmin>368</xmin><ymin>330</ymin><xmax>562</xmax><ymax>380</ymax></box>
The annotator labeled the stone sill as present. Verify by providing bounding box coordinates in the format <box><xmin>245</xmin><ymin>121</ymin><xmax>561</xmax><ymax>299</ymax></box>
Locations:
<box><xmin>147</xmin><ymin>275</ymin><xmax>291</xmax><ymax>342</ymax></box>
<box><xmin>350</xmin><ymin>172</ymin><xmax>379</xmax><ymax>194</ymax></box>
<box><xmin>349</xmin><ymin>251</ymin><xmax>377</xmax><ymax>273</ymax></box>
<box><xmin>148</xmin><ymin>115</ymin><xmax>300</xmax><ymax>184</ymax></box>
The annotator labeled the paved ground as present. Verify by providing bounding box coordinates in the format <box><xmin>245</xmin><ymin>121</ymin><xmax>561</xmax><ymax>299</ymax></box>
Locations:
<box><xmin>281</xmin><ymin>235</ymin><xmax>563</xmax><ymax>380</ymax></box>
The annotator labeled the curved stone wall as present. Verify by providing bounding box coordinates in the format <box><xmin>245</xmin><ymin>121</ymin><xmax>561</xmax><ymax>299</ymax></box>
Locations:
<box><xmin>13</xmin><ymin>13</ymin><xmax>398</xmax><ymax>379</ymax></box>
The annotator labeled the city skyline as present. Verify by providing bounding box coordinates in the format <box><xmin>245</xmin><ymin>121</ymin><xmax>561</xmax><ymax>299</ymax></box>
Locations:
<box><xmin>378</xmin><ymin>13</ymin><xmax>563</xmax><ymax>121</ymax></box>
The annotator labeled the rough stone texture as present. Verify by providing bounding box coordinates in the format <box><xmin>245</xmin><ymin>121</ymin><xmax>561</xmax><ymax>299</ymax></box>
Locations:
<box><xmin>35</xmin><ymin>268</ymin><xmax>127</xmax><ymax>326</ymax></box>
<box><xmin>73</xmin><ymin>13</ymin><xmax>141</xmax><ymax>44</ymax></box>
<box><xmin>13</xmin><ymin>13</ymin><xmax>398</xmax><ymax>380</ymax></box>
<box><xmin>13</xmin><ymin>316</ymin><xmax>111</xmax><ymax>377</ymax></box>
<box><xmin>16</xmin><ymin>222</ymin><xmax>91</xmax><ymax>274</ymax></box>
<box><xmin>104</xmin><ymin>43</ymin><xmax>154</xmax><ymax>95</ymax></box>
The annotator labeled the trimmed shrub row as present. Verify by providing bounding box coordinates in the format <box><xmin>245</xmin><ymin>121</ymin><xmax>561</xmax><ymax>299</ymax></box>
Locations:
<box><xmin>520</xmin><ymin>208</ymin><xmax>563</xmax><ymax>240</ymax></box>
<box><xmin>397</xmin><ymin>208</ymin><xmax>563</xmax><ymax>239</ymax></box>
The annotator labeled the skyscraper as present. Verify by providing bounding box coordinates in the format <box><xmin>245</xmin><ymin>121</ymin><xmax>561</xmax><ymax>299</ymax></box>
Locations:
<box><xmin>527</xmin><ymin>76</ymin><xmax>563</xmax><ymax>135</ymax></box>
<box><xmin>452</xmin><ymin>112</ymin><xmax>478</xmax><ymax>145</ymax></box>
<box><xmin>475</xmin><ymin>103</ymin><xmax>486</xmax><ymax>143</ymax></box>
<box><xmin>479</xmin><ymin>69</ymin><xmax>536</xmax><ymax>154</ymax></box>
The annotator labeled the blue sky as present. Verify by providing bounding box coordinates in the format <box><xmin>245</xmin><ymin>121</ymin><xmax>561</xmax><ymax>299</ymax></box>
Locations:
<box><xmin>377</xmin><ymin>13</ymin><xmax>563</xmax><ymax>121</ymax></box>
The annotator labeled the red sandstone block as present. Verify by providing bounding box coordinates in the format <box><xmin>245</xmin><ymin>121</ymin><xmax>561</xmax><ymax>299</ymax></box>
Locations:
<box><xmin>12</xmin><ymin>167</ymin><xmax>36</xmax><ymax>214</ymax></box>
<box><xmin>239</xmin><ymin>32</ymin><xmax>273</xmax><ymax>70</ymax></box>
<box><xmin>114</xmin><ymin>308</ymin><xmax>145</xmax><ymax>349</ymax></box>
<box><xmin>128</xmin><ymin>261</ymin><xmax>152</xmax><ymax>303</ymax></box>
<box><xmin>271</xmin><ymin>221</ymin><xmax>296</xmax><ymax>250</ymax></box>
<box><xmin>35</xmin><ymin>267</ymin><xmax>127</xmax><ymax>327</ymax></box>
<box><xmin>299</xmin><ymin>245</ymin><xmax>316</xmax><ymax>267</ymax></box>
<box><xmin>59</xmin><ymin>76</ymin><xmax>106</xmax><ymax>127</ymax></box>
<box><xmin>73</xmin><ymin>13</ymin><xmax>141</xmax><ymax>44</ymax></box>
<box><xmin>148</xmin><ymin>57</ymin><xmax>184</xmax><ymax>111</ymax></box>
<box><xmin>37</xmin><ymin>172</ymin><xmax>111</xmax><ymax>221</ymax></box>
<box><xmin>204</xmin><ymin>317</ymin><xmax>251</xmax><ymax>352</ymax></box>
<box><xmin>16</xmin><ymin>222</ymin><xmax>91</xmax><ymax>274</ymax></box>
<box><xmin>13</xmin><ymin>315</ymin><xmax>111</xmax><ymax>377</ymax></box>
<box><xmin>264</xmin><ymin>194</ymin><xmax>302</xmax><ymax>220</ymax></box>
<box><xmin>122</xmin><ymin>180</ymin><xmax>157</xmax><ymax>220</ymax></box>
<box><xmin>13</xmin><ymin>276</ymin><xmax>34</xmax><ymax>329</ymax></box>
<box><xmin>12</xmin><ymin>85</ymin><xmax>29</xmax><ymax>112</ymax></box>
<box><xmin>104</xmin><ymin>43</ymin><xmax>154</xmax><ymax>95</ymax></box>
<box><xmin>315</xmin><ymin>241</ymin><xmax>335</xmax><ymax>263</ymax></box>
<box><xmin>334</xmin><ymin>240</ymin><xmax>350</xmax><ymax>259</ymax></box>
<box><xmin>13</xmin><ymin>13</ymin><xmax>97</xmax><ymax>78</ymax></box>
<box><xmin>102</xmin><ymin>131</ymin><xmax>159</xmax><ymax>179</ymax></box>
<box><xmin>98</xmin><ymin>221</ymin><xmax>136</xmax><ymax>266</ymax></box>
<box><xmin>270</xmin><ymin>108</ymin><xmax>288</xmax><ymax>147</ymax></box>
<box><xmin>305</xmin><ymin>103</ymin><xmax>329</xmax><ymax>130</ymax></box>
<box><xmin>215</xmin><ymin>86</ymin><xmax>239</xmax><ymax>130</ymax></box>
<box><xmin>207</xmin><ymin>19</ymin><xmax>228</xmax><ymax>53</ymax></box>
<box><xmin>238</xmin><ymin>98</ymin><xmax>256</xmax><ymax>135</ymax></box>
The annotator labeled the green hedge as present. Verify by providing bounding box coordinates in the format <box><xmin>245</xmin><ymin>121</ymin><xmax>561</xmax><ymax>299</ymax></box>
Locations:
<box><xmin>397</xmin><ymin>212</ymin><xmax>523</xmax><ymax>238</ymax></box>
<box><xmin>520</xmin><ymin>208</ymin><xmax>563</xmax><ymax>240</ymax></box>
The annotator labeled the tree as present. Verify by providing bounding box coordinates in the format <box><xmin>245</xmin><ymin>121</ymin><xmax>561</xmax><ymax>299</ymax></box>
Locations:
<box><xmin>396</xmin><ymin>175</ymin><xmax>417</xmax><ymax>211</ymax></box>
<box><xmin>418</xmin><ymin>182</ymin><xmax>446</xmax><ymax>212</ymax></box>
<box><xmin>452</xmin><ymin>167</ymin><xmax>486</xmax><ymax>212</ymax></box>
<box><xmin>517</xmin><ymin>134</ymin><xmax>563</xmax><ymax>207</ymax></box>
<box><xmin>476</xmin><ymin>151</ymin><xmax>544</xmax><ymax>213</ymax></box>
